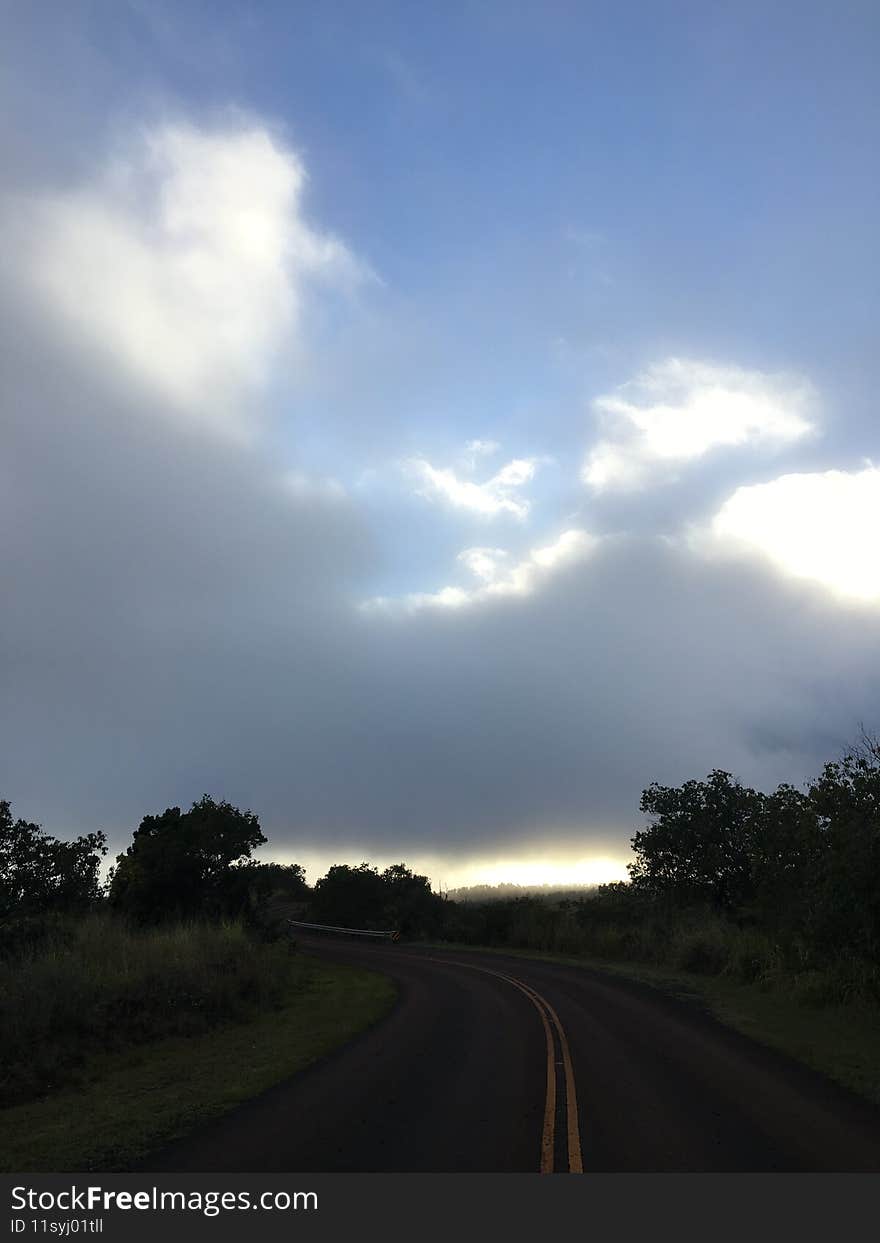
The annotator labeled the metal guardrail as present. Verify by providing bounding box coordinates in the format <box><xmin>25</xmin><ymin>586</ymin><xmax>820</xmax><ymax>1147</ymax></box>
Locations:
<box><xmin>287</xmin><ymin>918</ymin><xmax>400</xmax><ymax>942</ymax></box>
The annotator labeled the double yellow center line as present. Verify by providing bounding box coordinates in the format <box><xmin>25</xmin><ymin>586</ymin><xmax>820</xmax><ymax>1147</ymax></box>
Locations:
<box><xmin>429</xmin><ymin>957</ymin><xmax>584</xmax><ymax>1173</ymax></box>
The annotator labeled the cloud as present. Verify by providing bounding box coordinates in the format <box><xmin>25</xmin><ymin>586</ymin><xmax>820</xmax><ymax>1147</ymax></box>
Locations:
<box><xmin>341</xmin><ymin>533</ymin><xmax>880</xmax><ymax>860</ymax></box>
<box><xmin>2</xmin><ymin>105</ymin><xmax>878</xmax><ymax>880</ymax></box>
<box><xmin>9</xmin><ymin>120</ymin><xmax>360</xmax><ymax>439</ymax></box>
<box><xmin>465</xmin><ymin>439</ymin><xmax>501</xmax><ymax>457</ymax></box>
<box><xmin>284</xmin><ymin>470</ymin><xmax>347</xmax><ymax>502</ymax></box>
<box><xmin>583</xmin><ymin>357</ymin><xmax>816</xmax><ymax>491</ymax></box>
<box><xmin>698</xmin><ymin>466</ymin><xmax>880</xmax><ymax>602</ymax></box>
<box><xmin>458</xmin><ymin>547</ymin><xmax>510</xmax><ymax>582</ymax></box>
<box><xmin>4</xmin><ymin>281</ymin><xmax>879</xmax><ymax>862</ymax></box>
<box><xmin>364</xmin><ymin>529</ymin><xmax>597</xmax><ymax>613</ymax></box>
<box><xmin>463</xmin><ymin>439</ymin><xmax>501</xmax><ymax>468</ymax></box>
<box><xmin>406</xmin><ymin>453</ymin><xmax>539</xmax><ymax>518</ymax></box>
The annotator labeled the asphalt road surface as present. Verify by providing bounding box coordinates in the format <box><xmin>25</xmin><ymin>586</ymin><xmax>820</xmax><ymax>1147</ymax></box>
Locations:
<box><xmin>142</xmin><ymin>937</ymin><xmax>880</xmax><ymax>1172</ymax></box>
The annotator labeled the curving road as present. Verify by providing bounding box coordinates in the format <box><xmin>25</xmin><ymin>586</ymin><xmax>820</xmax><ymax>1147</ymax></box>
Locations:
<box><xmin>143</xmin><ymin>937</ymin><xmax>880</xmax><ymax>1172</ymax></box>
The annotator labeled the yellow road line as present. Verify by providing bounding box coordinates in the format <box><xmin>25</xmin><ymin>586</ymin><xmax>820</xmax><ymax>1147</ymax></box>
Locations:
<box><xmin>426</xmin><ymin>955</ymin><xmax>583</xmax><ymax>1173</ymax></box>
<box><xmin>496</xmin><ymin>970</ymin><xmax>584</xmax><ymax>1174</ymax></box>
<box><xmin>485</xmin><ymin>968</ymin><xmax>557</xmax><ymax>1173</ymax></box>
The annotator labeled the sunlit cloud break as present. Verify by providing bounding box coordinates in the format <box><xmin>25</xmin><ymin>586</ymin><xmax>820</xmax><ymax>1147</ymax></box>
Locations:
<box><xmin>583</xmin><ymin>357</ymin><xmax>816</xmax><ymax>491</ymax></box>
<box><xmin>13</xmin><ymin>119</ymin><xmax>360</xmax><ymax>439</ymax></box>
<box><xmin>406</xmin><ymin>453</ymin><xmax>539</xmax><ymax>518</ymax></box>
<box><xmin>461</xmin><ymin>855</ymin><xmax>630</xmax><ymax>889</ymax></box>
<box><xmin>363</xmin><ymin>528</ymin><xmax>597</xmax><ymax>614</ymax></box>
<box><xmin>700</xmin><ymin>466</ymin><xmax>880</xmax><ymax>602</ymax></box>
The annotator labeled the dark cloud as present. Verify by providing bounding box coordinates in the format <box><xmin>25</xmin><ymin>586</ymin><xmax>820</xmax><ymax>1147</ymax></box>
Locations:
<box><xmin>2</xmin><ymin>103</ymin><xmax>878</xmax><ymax>879</ymax></box>
<box><xmin>3</xmin><ymin>285</ymin><xmax>879</xmax><ymax>868</ymax></box>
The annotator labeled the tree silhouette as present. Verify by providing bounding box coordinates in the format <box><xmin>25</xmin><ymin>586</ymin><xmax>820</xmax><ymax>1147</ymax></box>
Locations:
<box><xmin>629</xmin><ymin>770</ymin><xmax>763</xmax><ymax>913</ymax></box>
<box><xmin>0</xmin><ymin>799</ymin><xmax>106</xmax><ymax>920</ymax></box>
<box><xmin>109</xmin><ymin>794</ymin><xmax>265</xmax><ymax>922</ymax></box>
<box><xmin>310</xmin><ymin>861</ymin><xmax>444</xmax><ymax>935</ymax></box>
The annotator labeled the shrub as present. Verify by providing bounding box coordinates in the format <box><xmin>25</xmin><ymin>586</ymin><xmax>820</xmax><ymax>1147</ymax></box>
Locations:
<box><xmin>0</xmin><ymin>912</ymin><xmax>305</xmax><ymax>1107</ymax></box>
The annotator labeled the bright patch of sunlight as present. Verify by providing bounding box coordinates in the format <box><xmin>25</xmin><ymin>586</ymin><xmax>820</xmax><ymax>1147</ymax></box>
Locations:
<box><xmin>706</xmin><ymin>466</ymin><xmax>880</xmax><ymax>602</ymax></box>
<box><xmin>457</xmin><ymin>855</ymin><xmax>630</xmax><ymax>888</ymax></box>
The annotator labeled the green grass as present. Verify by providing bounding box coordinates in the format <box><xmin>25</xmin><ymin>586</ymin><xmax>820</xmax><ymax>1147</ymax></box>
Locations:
<box><xmin>1</xmin><ymin>914</ymin><xmax>307</xmax><ymax>1107</ymax></box>
<box><xmin>416</xmin><ymin>939</ymin><xmax>880</xmax><ymax>1106</ymax></box>
<box><xmin>0</xmin><ymin>957</ymin><xmax>396</xmax><ymax>1172</ymax></box>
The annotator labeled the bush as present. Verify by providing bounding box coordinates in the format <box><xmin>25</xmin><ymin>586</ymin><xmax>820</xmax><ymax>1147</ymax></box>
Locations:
<box><xmin>0</xmin><ymin>912</ymin><xmax>304</xmax><ymax>1107</ymax></box>
<box><xmin>669</xmin><ymin>916</ymin><xmax>731</xmax><ymax>975</ymax></box>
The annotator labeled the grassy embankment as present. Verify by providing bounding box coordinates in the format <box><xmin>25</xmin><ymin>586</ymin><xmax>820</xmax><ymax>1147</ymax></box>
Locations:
<box><xmin>423</xmin><ymin>908</ymin><xmax>880</xmax><ymax>1105</ymax></box>
<box><xmin>0</xmin><ymin>914</ymin><xmax>395</xmax><ymax>1171</ymax></box>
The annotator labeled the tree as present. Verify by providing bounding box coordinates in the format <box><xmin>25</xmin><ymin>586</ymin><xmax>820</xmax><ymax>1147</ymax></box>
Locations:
<box><xmin>0</xmin><ymin>799</ymin><xmax>106</xmax><ymax>920</ymax></box>
<box><xmin>248</xmin><ymin>861</ymin><xmax>308</xmax><ymax>900</ymax></box>
<box><xmin>310</xmin><ymin>863</ymin><xmax>387</xmax><ymax>928</ymax></box>
<box><xmin>628</xmin><ymin>770</ymin><xmax>763</xmax><ymax>914</ymax></box>
<box><xmin>747</xmin><ymin>782</ymin><xmax>822</xmax><ymax>932</ymax></box>
<box><xmin>380</xmin><ymin>863</ymin><xmax>444</xmax><ymax>937</ymax></box>
<box><xmin>109</xmin><ymin>794</ymin><xmax>266</xmax><ymax>922</ymax></box>
<box><xmin>309</xmin><ymin>861</ymin><xmax>444</xmax><ymax>936</ymax></box>
<box><xmin>806</xmin><ymin>732</ymin><xmax>880</xmax><ymax>957</ymax></box>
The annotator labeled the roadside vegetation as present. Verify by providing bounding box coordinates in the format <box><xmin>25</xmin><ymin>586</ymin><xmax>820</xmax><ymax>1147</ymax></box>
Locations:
<box><xmin>2</xmin><ymin>726</ymin><xmax>878</xmax><ymax>1153</ymax></box>
<box><xmin>0</xmin><ymin>956</ymin><xmax>394</xmax><ymax>1172</ymax></box>
<box><xmin>0</xmin><ymin>794</ymin><xmax>396</xmax><ymax>1168</ymax></box>
<box><xmin>299</xmin><ymin>732</ymin><xmax>880</xmax><ymax>1023</ymax></box>
<box><xmin>283</xmin><ymin>729</ymin><xmax>880</xmax><ymax>1101</ymax></box>
<box><xmin>441</xmin><ymin>732</ymin><xmax>880</xmax><ymax>1013</ymax></box>
<box><xmin>428</xmin><ymin>731</ymin><xmax>880</xmax><ymax>1103</ymax></box>
<box><xmin>0</xmin><ymin>915</ymin><xmax>304</xmax><ymax>1108</ymax></box>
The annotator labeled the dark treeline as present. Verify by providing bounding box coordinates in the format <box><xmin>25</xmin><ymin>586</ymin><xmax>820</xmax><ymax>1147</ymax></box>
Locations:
<box><xmin>441</xmin><ymin>733</ymin><xmax>880</xmax><ymax>1007</ymax></box>
<box><xmin>2</xmin><ymin>729</ymin><xmax>879</xmax><ymax>1042</ymax></box>
<box><xmin>2</xmin><ymin>734</ymin><xmax>878</xmax><ymax>1114</ymax></box>
<box><xmin>0</xmin><ymin>795</ymin><xmax>445</xmax><ymax>944</ymax></box>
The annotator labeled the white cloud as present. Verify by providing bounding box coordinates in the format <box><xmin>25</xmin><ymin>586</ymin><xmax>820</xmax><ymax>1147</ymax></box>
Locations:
<box><xmin>583</xmin><ymin>357</ymin><xmax>816</xmax><ymax>491</ymax></box>
<box><xmin>364</xmin><ymin>528</ymin><xmax>597</xmax><ymax>613</ymax></box>
<box><xmin>406</xmin><ymin>454</ymin><xmax>539</xmax><ymax>518</ymax></box>
<box><xmin>464</xmin><ymin>438</ymin><xmax>500</xmax><ymax>459</ymax></box>
<box><xmin>13</xmin><ymin>120</ymin><xmax>359</xmax><ymax>438</ymax></box>
<box><xmin>457</xmin><ymin>547</ymin><xmax>509</xmax><ymax>582</ymax></box>
<box><xmin>698</xmin><ymin>467</ymin><xmax>880</xmax><ymax>602</ymax></box>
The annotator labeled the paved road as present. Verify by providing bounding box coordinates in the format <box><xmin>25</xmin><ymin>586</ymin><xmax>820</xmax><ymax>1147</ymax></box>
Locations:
<box><xmin>143</xmin><ymin>937</ymin><xmax>880</xmax><ymax>1172</ymax></box>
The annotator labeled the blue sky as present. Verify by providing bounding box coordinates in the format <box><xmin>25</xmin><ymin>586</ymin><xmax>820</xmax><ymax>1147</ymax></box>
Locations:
<box><xmin>1</xmin><ymin>2</ymin><xmax>879</xmax><ymax>884</ymax></box>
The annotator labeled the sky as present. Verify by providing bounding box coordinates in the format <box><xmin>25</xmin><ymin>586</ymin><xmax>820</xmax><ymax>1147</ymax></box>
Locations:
<box><xmin>1</xmin><ymin>1</ymin><xmax>879</xmax><ymax>888</ymax></box>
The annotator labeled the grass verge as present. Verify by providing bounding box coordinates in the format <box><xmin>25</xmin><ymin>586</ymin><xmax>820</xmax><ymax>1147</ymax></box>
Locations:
<box><xmin>415</xmin><ymin>940</ymin><xmax>880</xmax><ymax>1106</ymax></box>
<box><xmin>0</xmin><ymin>958</ymin><xmax>396</xmax><ymax>1172</ymax></box>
